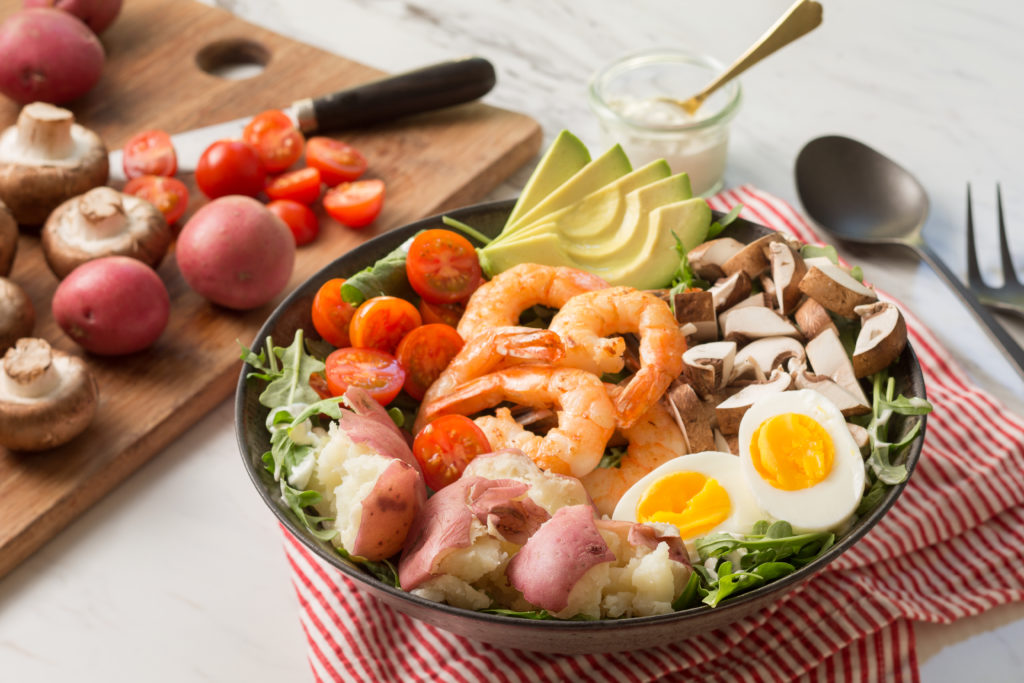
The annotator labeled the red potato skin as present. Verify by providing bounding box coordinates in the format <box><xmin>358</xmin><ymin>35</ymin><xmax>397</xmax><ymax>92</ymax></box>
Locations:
<box><xmin>52</xmin><ymin>256</ymin><xmax>170</xmax><ymax>355</ymax></box>
<box><xmin>23</xmin><ymin>0</ymin><xmax>123</xmax><ymax>34</ymax></box>
<box><xmin>176</xmin><ymin>195</ymin><xmax>295</xmax><ymax>310</ymax></box>
<box><xmin>350</xmin><ymin>459</ymin><xmax>425</xmax><ymax>561</ymax></box>
<box><xmin>0</xmin><ymin>9</ymin><xmax>104</xmax><ymax>104</ymax></box>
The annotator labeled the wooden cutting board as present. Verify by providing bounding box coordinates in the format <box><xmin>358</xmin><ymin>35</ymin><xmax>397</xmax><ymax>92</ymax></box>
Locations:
<box><xmin>0</xmin><ymin>0</ymin><xmax>539</xmax><ymax>579</ymax></box>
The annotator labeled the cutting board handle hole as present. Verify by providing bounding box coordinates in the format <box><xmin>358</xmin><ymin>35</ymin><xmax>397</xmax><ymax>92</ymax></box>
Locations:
<box><xmin>195</xmin><ymin>39</ymin><xmax>270</xmax><ymax>80</ymax></box>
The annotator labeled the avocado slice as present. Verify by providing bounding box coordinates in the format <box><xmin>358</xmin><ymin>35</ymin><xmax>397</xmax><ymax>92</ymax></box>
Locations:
<box><xmin>501</xmin><ymin>144</ymin><xmax>632</xmax><ymax>234</ymax></box>
<box><xmin>503</xmin><ymin>130</ymin><xmax>591</xmax><ymax>229</ymax></box>
<box><xmin>478</xmin><ymin>231</ymin><xmax>571</xmax><ymax>278</ymax></box>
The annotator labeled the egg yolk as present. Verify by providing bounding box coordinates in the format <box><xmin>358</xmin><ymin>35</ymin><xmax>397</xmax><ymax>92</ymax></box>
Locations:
<box><xmin>635</xmin><ymin>471</ymin><xmax>731</xmax><ymax>540</ymax></box>
<box><xmin>750</xmin><ymin>413</ymin><xmax>834</xmax><ymax>491</ymax></box>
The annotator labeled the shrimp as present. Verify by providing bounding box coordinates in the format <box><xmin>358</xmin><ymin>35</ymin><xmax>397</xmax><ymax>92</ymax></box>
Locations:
<box><xmin>581</xmin><ymin>397</ymin><xmax>686</xmax><ymax>517</ymax></box>
<box><xmin>457</xmin><ymin>263</ymin><xmax>609</xmax><ymax>340</ymax></box>
<box><xmin>426</xmin><ymin>365</ymin><xmax>616</xmax><ymax>479</ymax></box>
<box><xmin>413</xmin><ymin>326</ymin><xmax>565</xmax><ymax>434</ymax></box>
<box><xmin>548</xmin><ymin>286</ymin><xmax>686</xmax><ymax>429</ymax></box>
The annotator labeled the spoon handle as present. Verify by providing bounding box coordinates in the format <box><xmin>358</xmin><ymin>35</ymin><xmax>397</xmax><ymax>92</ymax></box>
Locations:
<box><xmin>688</xmin><ymin>0</ymin><xmax>823</xmax><ymax>110</ymax></box>
<box><xmin>914</xmin><ymin>241</ymin><xmax>1024</xmax><ymax>378</ymax></box>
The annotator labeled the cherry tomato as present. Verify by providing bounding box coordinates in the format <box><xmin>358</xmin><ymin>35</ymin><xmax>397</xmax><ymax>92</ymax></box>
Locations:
<box><xmin>267</xmin><ymin>199</ymin><xmax>319</xmax><ymax>246</ymax></box>
<box><xmin>323</xmin><ymin>179</ymin><xmax>385</xmax><ymax>229</ymax></box>
<box><xmin>265</xmin><ymin>167</ymin><xmax>322</xmax><ymax>204</ymax></box>
<box><xmin>309</xmin><ymin>371</ymin><xmax>332</xmax><ymax>400</ymax></box>
<box><xmin>311</xmin><ymin>278</ymin><xmax>356</xmax><ymax>348</ymax></box>
<box><xmin>243</xmin><ymin>109</ymin><xmax>304</xmax><ymax>173</ymax></box>
<box><xmin>413</xmin><ymin>415</ymin><xmax>491</xmax><ymax>491</ymax></box>
<box><xmin>122</xmin><ymin>129</ymin><xmax>177</xmax><ymax>179</ymax></box>
<box><xmin>305</xmin><ymin>137</ymin><xmax>367</xmax><ymax>185</ymax></box>
<box><xmin>348</xmin><ymin>295</ymin><xmax>421</xmax><ymax>354</ymax></box>
<box><xmin>123</xmin><ymin>175</ymin><xmax>189</xmax><ymax>225</ymax></box>
<box><xmin>195</xmin><ymin>139</ymin><xmax>266</xmax><ymax>199</ymax></box>
<box><xmin>324</xmin><ymin>347</ymin><xmax>405</xmax><ymax>406</ymax></box>
<box><xmin>419</xmin><ymin>298</ymin><xmax>464</xmax><ymax>328</ymax></box>
<box><xmin>395</xmin><ymin>324</ymin><xmax>464</xmax><ymax>401</ymax></box>
<box><xmin>406</xmin><ymin>229</ymin><xmax>483</xmax><ymax>304</ymax></box>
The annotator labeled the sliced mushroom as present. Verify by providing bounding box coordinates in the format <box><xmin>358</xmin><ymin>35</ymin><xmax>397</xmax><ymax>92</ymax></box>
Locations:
<box><xmin>682</xmin><ymin>341</ymin><xmax>736</xmax><ymax>397</ymax></box>
<box><xmin>41</xmin><ymin>186</ymin><xmax>170</xmax><ymax>279</ymax></box>
<box><xmin>794</xmin><ymin>297</ymin><xmax>837</xmax><ymax>340</ymax></box>
<box><xmin>715</xmin><ymin>368</ymin><xmax>792</xmax><ymax>435</ymax></box>
<box><xmin>798</xmin><ymin>259</ymin><xmax>877</xmax><ymax>318</ymax></box>
<box><xmin>687</xmin><ymin>237</ymin><xmax>745</xmax><ymax>280</ymax></box>
<box><xmin>0</xmin><ymin>278</ymin><xmax>35</xmax><ymax>352</ymax></box>
<box><xmin>713</xmin><ymin>428</ymin><xmax>735</xmax><ymax>455</ymax></box>
<box><xmin>0</xmin><ymin>200</ymin><xmax>15</xmax><ymax>276</ymax></box>
<box><xmin>720</xmin><ymin>305</ymin><xmax>802</xmax><ymax>344</ymax></box>
<box><xmin>793</xmin><ymin>369</ymin><xmax>871</xmax><ymax>416</ymax></box>
<box><xmin>0</xmin><ymin>337</ymin><xmax>99</xmax><ymax>451</ymax></box>
<box><xmin>733</xmin><ymin>336</ymin><xmax>806</xmax><ymax>377</ymax></box>
<box><xmin>664</xmin><ymin>383</ymin><xmax>716</xmax><ymax>453</ymax></box>
<box><xmin>758</xmin><ymin>274</ymin><xmax>778</xmax><ymax>310</ymax></box>
<box><xmin>0</xmin><ymin>102</ymin><xmax>109</xmax><ymax>225</ymax></box>
<box><xmin>721</xmin><ymin>233</ymin><xmax>784</xmax><ymax>280</ymax></box>
<box><xmin>708</xmin><ymin>270</ymin><xmax>752</xmax><ymax>314</ymax></box>
<box><xmin>671</xmin><ymin>289</ymin><xmax>717</xmax><ymax>342</ymax></box>
<box><xmin>852</xmin><ymin>301</ymin><xmax>908</xmax><ymax>377</ymax></box>
<box><xmin>804</xmin><ymin>327</ymin><xmax>870</xmax><ymax>406</ymax></box>
<box><xmin>768</xmin><ymin>241</ymin><xmax>808</xmax><ymax>315</ymax></box>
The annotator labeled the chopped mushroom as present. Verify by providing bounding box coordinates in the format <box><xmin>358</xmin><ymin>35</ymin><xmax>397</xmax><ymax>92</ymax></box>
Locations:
<box><xmin>767</xmin><ymin>241</ymin><xmax>808</xmax><ymax>315</ymax></box>
<box><xmin>794</xmin><ymin>297</ymin><xmax>838</xmax><ymax>340</ymax></box>
<box><xmin>707</xmin><ymin>270</ymin><xmax>752</xmax><ymax>313</ymax></box>
<box><xmin>0</xmin><ymin>199</ymin><xmax>15</xmax><ymax>276</ymax></box>
<box><xmin>682</xmin><ymin>341</ymin><xmax>736</xmax><ymax>397</ymax></box>
<box><xmin>664</xmin><ymin>382</ymin><xmax>716</xmax><ymax>453</ymax></box>
<box><xmin>715</xmin><ymin>367</ymin><xmax>792</xmax><ymax>435</ymax></box>
<box><xmin>41</xmin><ymin>186</ymin><xmax>170</xmax><ymax>279</ymax></box>
<box><xmin>798</xmin><ymin>259</ymin><xmax>877</xmax><ymax>318</ymax></box>
<box><xmin>721</xmin><ymin>233</ymin><xmax>784</xmax><ymax>280</ymax></box>
<box><xmin>847</xmin><ymin>423</ymin><xmax>870</xmax><ymax>454</ymax></box>
<box><xmin>670</xmin><ymin>290</ymin><xmax>717</xmax><ymax>342</ymax></box>
<box><xmin>852</xmin><ymin>301</ymin><xmax>908</xmax><ymax>377</ymax></box>
<box><xmin>720</xmin><ymin>305</ymin><xmax>802</xmax><ymax>344</ymax></box>
<box><xmin>0</xmin><ymin>337</ymin><xmax>98</xmax><ymax>451</ymax></box>
<box><xmin>805</xmin><ymin>327</ymin><xmax>870</xmax><ymax>406</ymax></box>
<box><xmin>733</xmin><ymin>336</ymin><xmax>806</xmax><ymax>377</ymax></box>
<box><xmin>687</xmin><ymin>237</ymin><xmax>745</xmax><ymax>281</ymax></box>
<box><xmin>0</xmin><ymin>102</ymin><xmax>109</xmax><ymax>225</ymax></box>
<box><xmin>0</xmin><ymin>278</ymin><xmax>34</xmax><ymax>352</ymax></box>
<box><xmin>792</xmin><ymin>368</ymin><xmax>871</xmax><ymax>417</ymax></box>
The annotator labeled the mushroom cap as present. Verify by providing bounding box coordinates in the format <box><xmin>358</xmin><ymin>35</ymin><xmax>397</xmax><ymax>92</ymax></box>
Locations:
<box><xmin>0</xmin><ymin>200</ymin><xmax>15</xmax><ymax>275</ymax></box>
<box><xmin>41</xmin><ymin>187</ymin><xmax>170</xmax><ymax>279</ymax></box>
<box><xmin>0</xmin><ymin>337</ymin><xmax>98</xmax><ymax>451</ymax></box>
<box><xmin>0</xmin><ymin>277</ymin><xmax>35</xmax><ymax>353</ymax></box>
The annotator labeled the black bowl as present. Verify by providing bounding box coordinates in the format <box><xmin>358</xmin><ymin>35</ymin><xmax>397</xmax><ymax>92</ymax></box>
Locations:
<box><xmin>236</xmin><ymin>199</ymin><xmax>926</xmax><ymax>654</ymax></box>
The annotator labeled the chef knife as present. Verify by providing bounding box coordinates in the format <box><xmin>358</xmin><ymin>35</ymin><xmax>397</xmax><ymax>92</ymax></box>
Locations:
<box><xmin>108</xmin><ymin>56</ymin><xmax>496</xmax><ymax>181</ymax></box>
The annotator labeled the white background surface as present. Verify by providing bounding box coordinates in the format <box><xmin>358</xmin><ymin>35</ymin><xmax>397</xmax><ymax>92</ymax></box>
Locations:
<box><xmin>2</xmin><ymin>0</ymin><xmax>1024</xmax><ymax>680</ymax></box>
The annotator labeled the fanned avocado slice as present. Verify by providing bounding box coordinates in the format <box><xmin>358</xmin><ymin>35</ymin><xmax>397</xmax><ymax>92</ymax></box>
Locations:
<box><xmin>503</xmin><ymin>130</ymin><xmax>591</xmax><ymax>228</ymax></box>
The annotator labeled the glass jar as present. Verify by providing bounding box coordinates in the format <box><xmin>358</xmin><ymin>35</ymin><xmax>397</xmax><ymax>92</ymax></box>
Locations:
<box><xmin>588</xmin><ymin>49</ymin><xmax>742</xmax><ymax>197</ymax></box>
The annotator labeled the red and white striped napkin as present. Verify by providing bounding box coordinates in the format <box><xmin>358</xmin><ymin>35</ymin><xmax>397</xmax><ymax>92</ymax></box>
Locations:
<box><xmin>280</xmin><ymin>186</ymin><xmax>1024</xmax><ymax>682</ymax></box>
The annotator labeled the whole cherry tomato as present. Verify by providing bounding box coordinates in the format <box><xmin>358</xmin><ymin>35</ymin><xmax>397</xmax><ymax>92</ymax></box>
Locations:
<box><xmin>265</xmin><ymin>167</ymin><xmax>322</xmax><ymax>205</ymax></box>
<box><xmin>348</xmin><ymin>295</ymin><xmax>421</xmax><ymax>355</ymax></box>
<box><xmin>243</xmin><ymin>109</ymin><xmax>304</xmax><ymax>173</ymax></box>
<box><xmin>311</xmin><ymin>278</ymin><xmax>356</xmax><ymax>348</ymax></box>
<box><xmin>323</xmin><ymin>179</ymin><xmax>385</xmax><ymax>229</ymax></box>
<box><xmin>305</xmin><ymin>137</ymin><xmax>367</xmax><ymax>185</ymax></box>
<box><xmin>324</xmin><ymin>347</ymin><xmax>405</xmax><ymax>406</ymax></box>
<box><xmin>395</xmin><ymin>324</ymin><xmax>464</xmax><ymax>401</ymax></box>
<box><xmin>413</xmin><ymin>415</ymin><xmax>491</xmax><ymax>491</ymax></box>
<box><xmin>122</xmin><ymin>129</ymin><xmax>177</xmax><ymax>179</ymax></box>
<box><xmin>406</xmin><ymin>229</ymin><xmax>483</xmax><ymax>304</ymax></box>
<box><xmin>267</xmin><ymin>199</ymin><xmax>319</xmax><ymax>246</ymax></box>
<box><xmin>195</xmin><ymin>140</ymin><xmax>266</xmax><ymax>199</ymax></box>
<box><xmin>123</xmin><ymin>175</ymin><xmax>190</xmax><ymax>225</ymax></box>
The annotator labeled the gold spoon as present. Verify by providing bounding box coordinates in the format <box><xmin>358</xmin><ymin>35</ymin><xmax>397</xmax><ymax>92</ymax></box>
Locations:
<box><xmin>664</xmin><ymin>0</ymin><xmax>824</xmax><ymax>116</ymax></box>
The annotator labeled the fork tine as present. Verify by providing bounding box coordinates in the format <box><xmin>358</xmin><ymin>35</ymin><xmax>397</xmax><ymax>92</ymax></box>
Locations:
<box><xmin>995</xmin><ymin>184</ymin><xmax>1022</xmax><ymax>286</ymax></box>
<box><xmin>966</xmin><ymin>183</ymin><xmax>985</xmax><ymax>286</ymax></box>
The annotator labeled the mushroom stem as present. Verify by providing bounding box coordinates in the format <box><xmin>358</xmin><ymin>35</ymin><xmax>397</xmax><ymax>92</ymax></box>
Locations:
<box><xmin>2</xmin><ymin>338</ymin><xmax>61</xmax><ymax>400</ymax></box>
<box><xmin>16</xmin><ymin>103</ymin><xmax>76</xmax><ymax>161</ymax></box>
<box><xmin>77</xmin><ymin>187</ymin><xmax>129</xmax><ymax>239</ymax></box>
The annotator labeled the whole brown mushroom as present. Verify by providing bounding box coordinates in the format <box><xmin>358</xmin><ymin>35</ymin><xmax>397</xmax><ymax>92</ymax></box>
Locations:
<box><xmin>42</xmin><ymin>186</ymin><xmax>170</xmax><ymax>278</ymax></box>
<box><xmin>0</xmin><ymin>102</ymin><xmax>108</xmax><ymax>225</ymax></box>
<box><xmin>0</xmin><ymin>278</ymin><xmax>35</xmax><ymax>352</ymax></box>
<box><xmin>0</xmin><ymin>337</ymin><xmax>98</xmax><ymax>451</ymax></box>
<box><xmin>0</xmin><ymin>199</ymin><xmax>15</xmax><ymax>275</ymax></box>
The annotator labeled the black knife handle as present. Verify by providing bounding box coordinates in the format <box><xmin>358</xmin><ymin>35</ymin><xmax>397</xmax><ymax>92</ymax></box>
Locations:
<box><xmin>296</xmin><ymin>57</ymin><xmax>496</xmax><ymax>134</ymax></box>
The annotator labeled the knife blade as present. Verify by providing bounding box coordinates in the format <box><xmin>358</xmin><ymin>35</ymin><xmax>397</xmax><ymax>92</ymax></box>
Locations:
<box><xmin>108</xmin><ymin>56</ymin><xmax>496</xmax><ymax>182</ymax></box>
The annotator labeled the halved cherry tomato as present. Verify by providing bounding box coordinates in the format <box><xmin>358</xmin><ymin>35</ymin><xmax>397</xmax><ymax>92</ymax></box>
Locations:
<box><xmin>243</xmin><ymin>109</ymin><xmax>304</xmax><ymax>173</ymax></box>
<box><xmin>419</xmin><ymin>298</ymin><xmax>464</xmax><ymax>328</ymax></box>
<box><xmin>122</xmin><ymin>129</ymin><xmax>177</xmax><ymax>179</ymax></box>
<box><xmin>323</xmin><ymin>179</ymin><xmax>385</xmax><ymax>229</ymax></box>
<box><xmin>311</xmin><ymin>278</ymin><xmax>356</xmax><ymax>348</ymax></box>
<box><xmin>305</xmin><ymin>137</ymin><xmax>367</xmax><ymax>185</ymax></box>
<box><xmin>123</xmin><ymin>175</ymin><xmax>189</xmax><ymax>225</ymax></box>
<box><xmin>195</xmin><ymin>139</ymin><xmax>266</xmax><ymax>198</ymax></box>
<box><xmin>348</xmin><ymin>295</ymin><xmax>421</xmax><ymax>354</ymax></box>
<box><xmin>309</xmin><ymin>371</ymin><xmax>332</xmax><ymax>400</ymax></box>
<box><xmin>413</xmin><ymin>415</ymin><xmax>491</xmax><ymax>491</ymax></box>
<box><xmin>324</xmin><ymin>347</ymin><xmax>405</xmax><ymax>406</ymax></box>
<box><xmin>267</xmin><ymin>199</ymin><xmax>319</xmax><ymax>246</ymax></box>
<box><xmin>395</xmin><ymin>324</ymin><xmax>464</xmax><ymax>401</ymax></box>
<box><xmin>265</xmin><ymin>167</ymin><xmax>322</xmax><ymax>204</ymax></box>
<box><xmin>406</xmin><ymin>229</ymin><xmax>483</xmax><ymax>304</ymax></box>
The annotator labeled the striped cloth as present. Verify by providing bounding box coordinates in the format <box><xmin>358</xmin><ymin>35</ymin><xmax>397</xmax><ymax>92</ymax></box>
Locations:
<box><xmin>280</xmin><ymin>186</ymin><xmax>1024</xmax><ymax>682</ymax></box>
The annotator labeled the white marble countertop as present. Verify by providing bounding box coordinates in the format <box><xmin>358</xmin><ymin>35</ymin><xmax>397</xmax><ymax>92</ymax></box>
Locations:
<box><xmin>3</xmin><ymin>0</ymin><xmax>1024</xmax><ymax>680</ymax></box>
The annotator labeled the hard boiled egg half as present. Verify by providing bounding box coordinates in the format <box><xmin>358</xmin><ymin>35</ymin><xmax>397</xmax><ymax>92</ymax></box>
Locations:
<box><xmin>738</xmin><ymin>389</ymin><xmax>866</xmax><ymax>534</ymax></box>
<box><xmin>612</xmin><ymin>451</ymin><xmax>764</xmax><ymax>551</ymax></box>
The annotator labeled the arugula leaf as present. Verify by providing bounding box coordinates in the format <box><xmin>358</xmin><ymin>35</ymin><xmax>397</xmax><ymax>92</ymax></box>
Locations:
<box><xmin>441</xmin><ymin>215</ymin><xmax>492</xmax><ymax>245</ymax></box>
<box><xmin>800</xmin><ymin>244</ymin><xmax>840</xmax><ymax>264</ymax></box>
<box><xmin>864</xmin><ymin>371</ymin><xmax>932</xmax><ymax>484</ymax></box>
<box><xmin>341</xmin><ymin>237</ymin><xmax>416</xmax><ymax>306</ymax></box>
<box><xmin>480</xmin><ymin>608</ymin><xmax>597</xmax><ymax>621</ymax></box>
<box><xmin>672</xmin><ymin>570</ymin><xmax>704</xmax><ymax>610</ymax></box>
<box><xmin>707</xmin><ymin>204</ymin><xmax>742</xmax><ymax>239</ymax></box>
<box><xmin>667</xmin><ymin>232</ymin><xmax>710</xmax><ymax>297</ymax></box>
<box><xmin>597</xmin><ymin>445</ymin><xmax>627</xmax><ymax>469</ymax></box>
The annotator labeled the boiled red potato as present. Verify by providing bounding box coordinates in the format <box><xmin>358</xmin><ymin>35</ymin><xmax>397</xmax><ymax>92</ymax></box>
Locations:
<box><xmin>23</xmin><ymin>0</ymin><xmax>123</xmax><ymax>34</ymax></box>
<box><xmin>302</xmin><ymin>387</ymin><xmax>427</xmax><ymax>561</ymax></box>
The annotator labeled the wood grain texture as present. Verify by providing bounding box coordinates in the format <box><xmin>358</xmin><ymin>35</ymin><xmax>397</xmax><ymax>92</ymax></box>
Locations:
<box><xmin>0</xmin><ymin>0</ymin><xmax>539</xmax><ymax>578</ymax></box>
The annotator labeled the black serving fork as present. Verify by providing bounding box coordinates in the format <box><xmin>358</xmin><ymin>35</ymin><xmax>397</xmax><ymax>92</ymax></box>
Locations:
<box><xmin>966</xmin><ymin>185</ymin><xmax>1024</xmax><ymax>319</ymax></box>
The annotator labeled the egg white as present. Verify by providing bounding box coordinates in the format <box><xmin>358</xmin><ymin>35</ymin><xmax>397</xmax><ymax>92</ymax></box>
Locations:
<box><xmin>738</xmin><ymin>389</ymin><xmax>866</xmax><ymax>534</ymax></box>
